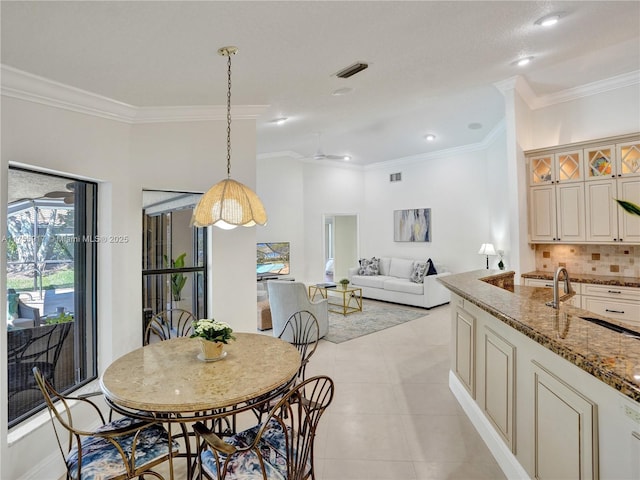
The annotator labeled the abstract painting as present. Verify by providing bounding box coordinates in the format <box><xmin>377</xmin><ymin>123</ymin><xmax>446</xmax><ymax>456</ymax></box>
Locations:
<box><xmin>394</xmin><ymin>208</ymin><xmax>431</xmax><ymax>242</ymax></box>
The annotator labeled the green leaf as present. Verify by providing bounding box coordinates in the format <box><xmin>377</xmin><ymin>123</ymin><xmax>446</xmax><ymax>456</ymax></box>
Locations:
<box><xmin>616</xmin><ymin>199</ymin><xmax>640</xmax><ymax>217</ymax></box>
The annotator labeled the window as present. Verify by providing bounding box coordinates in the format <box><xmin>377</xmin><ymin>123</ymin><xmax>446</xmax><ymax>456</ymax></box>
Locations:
<box><xmin>6</xmin><ymin>167</ymin><xmax>97</xmax><ymax>427</ymax></box>
<box><xmin>142</xmin><ymin>191</ymin><xmax>207</xmax><ymax>336</ymax></box>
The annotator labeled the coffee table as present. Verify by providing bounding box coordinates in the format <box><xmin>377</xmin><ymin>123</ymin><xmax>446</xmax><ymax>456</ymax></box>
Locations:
<box><xmin>308</xmin><ymin>284</ymin><xmax>363</xmax><ymax>315</ymax></box>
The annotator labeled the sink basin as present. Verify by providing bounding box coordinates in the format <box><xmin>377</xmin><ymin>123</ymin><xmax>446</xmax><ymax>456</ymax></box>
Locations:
<box><xmin>580</xmin><ymin>316</ymin><xmax>640</xmax><ymax>339</ymax></box>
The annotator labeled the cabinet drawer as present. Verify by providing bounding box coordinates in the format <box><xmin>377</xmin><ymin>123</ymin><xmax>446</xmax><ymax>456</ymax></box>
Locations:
<box><xmin>524</xmin><ymin>278</ymin><xmax>555</xmax><ymax>288</ymax></box>
<box><xmin>582</xmin><ymin>296</ymin><xmax>640</xmax><ymax>325</ymax></box>
<box><xmin>582</xmin><ymin>283</ymin><xmax>640</xmax><ymax>301</ymax></box>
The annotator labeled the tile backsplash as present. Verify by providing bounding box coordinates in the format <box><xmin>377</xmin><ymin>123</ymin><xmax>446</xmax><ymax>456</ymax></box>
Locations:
<box><xmin>534</xmin><ymin>244</ymin><xmax>638</xmax><ymax>278</ymax></box>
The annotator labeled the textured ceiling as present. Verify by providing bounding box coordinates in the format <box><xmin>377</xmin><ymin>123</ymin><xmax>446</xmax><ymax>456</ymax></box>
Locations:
<box><xmin>2</xmin><ymin>1</ymin><xmax>639</xmax><ymax>165</ymax></box>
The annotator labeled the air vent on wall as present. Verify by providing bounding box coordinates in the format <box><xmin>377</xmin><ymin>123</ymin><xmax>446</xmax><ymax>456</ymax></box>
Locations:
<box><xmin>390</xmin><ymin>172</ymin><xmax>402</xmax><ymax>182</ymax></box>
<box><xmin>335</xmin><ymin>62</ymin><xmax>369</xmax><ymax>79</ymax></box>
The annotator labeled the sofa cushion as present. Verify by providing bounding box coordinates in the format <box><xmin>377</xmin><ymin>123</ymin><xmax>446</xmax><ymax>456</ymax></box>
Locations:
<box><xmin>351</xmin><ymin>275</ymin><xmax>389</xmax><ymax>289</ymax></box>
<box><xmin>383</xmin><ymin>278</ymin><xmax>424</xmax><ymax>295</ymax></box>
<box><xmin>358</xmin><ymin>257</ymin><xmax>380</xmax><ymax>276</ymax></box>
<box><xmin>410</xmin><ymin>262</ymin><xmax>428</xmax><ymax>283</ymax></box>
<box><xmin>378</xmin><ymin>257</ymin><xmax>391</xmax><ymax>276</ymax></box>
<box><xmin>388</xmin><ymin>258</ymin><xmax>414</xmax><ymax>279</ymax></box>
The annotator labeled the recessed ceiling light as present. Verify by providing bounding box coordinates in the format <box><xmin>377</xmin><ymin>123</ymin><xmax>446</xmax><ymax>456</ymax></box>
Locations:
<box><xmin>534</xmin><ymin>12</ymin><xmax>563</xmax><ymax>27</ymax></box>
<box><xmin>468</xmin><ymin>122</ymin><xmax>483</xmax><ymax>130</ymax></box>
<box><xmin>332</xmin><ymin>87</ymin><xmax>354</xmax><ymax>96</ymax></box>
<box><xmin>514</xmin><ymin>56</ymin><xmax>534</xmax><ymax>67</ymax></box>
<box><xmin>424</xmin><ymin>134</ymin><xmax>436</xmax><ymax>142</ymax></box>
<box><xmin>269</xmin><ymin>117</ymin><xmax>288</xmax><ymax>125</ymax></box>
<box><xmin>342</xmin><ymin>155</ymin><xmax>351</xmax><ymax>161</ymax></box>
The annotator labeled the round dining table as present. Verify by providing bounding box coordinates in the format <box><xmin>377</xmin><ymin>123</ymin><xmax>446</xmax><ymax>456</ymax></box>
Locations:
<box><xmin>100</xmin><ymin>333</ymin><xmax>301</xmax><ymax>479</ymax></box>
<box><xmin>100</xmin><ymin>332</ymin><xmax>301</xmax><ymax>418</ymax></box>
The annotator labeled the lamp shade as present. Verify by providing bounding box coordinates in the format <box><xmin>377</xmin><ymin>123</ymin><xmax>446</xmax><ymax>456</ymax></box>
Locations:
<box><xmin>478</xmin><ymin>243</ymin><xmax>496</xmax><ymax>256</ymax></box>
<box><xmin>192</xmin><ymin>178</ymin><xmax>267</xmax><ymax>229</ymax></box>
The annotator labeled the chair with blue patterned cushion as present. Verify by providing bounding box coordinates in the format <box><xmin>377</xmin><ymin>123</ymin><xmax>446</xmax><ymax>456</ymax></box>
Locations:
<box><xmin>32</xmin><ymin>366</ymin><xmax>179</xmax><ymax>480</ymax></box>
<box><xmin>193</xmin><ymin>375</ymin><xmax>334</xmax><ymax>480</ymax></box>
<box><xmin>144</xmin><ymin>308</ymin><xmax>196</xmax><ymax>345</ymax></box>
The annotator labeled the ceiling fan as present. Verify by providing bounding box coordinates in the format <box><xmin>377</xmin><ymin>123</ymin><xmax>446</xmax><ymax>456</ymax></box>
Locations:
<box><xmin>43</xmin><ymin>182</ymin><xmax>76</xmax><ymax>204</ymax></box>
<box><xmin>312</xmin><ymin>133</ymin><xmax>350</xmax><ymax>161</ymax></box>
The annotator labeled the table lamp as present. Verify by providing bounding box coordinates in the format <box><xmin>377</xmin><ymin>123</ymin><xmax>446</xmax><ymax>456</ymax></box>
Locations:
<box><xmin>478</xmin><ymin>243</ymin><xmax>496</xmax><ymax>269</ymax></box>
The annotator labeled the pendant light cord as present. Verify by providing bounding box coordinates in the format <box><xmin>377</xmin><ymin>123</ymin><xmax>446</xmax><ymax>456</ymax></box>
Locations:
<box><xmin>226</xmin><ymin>52</ymin><xmax>232</xmax><ymax>179</ymax></box>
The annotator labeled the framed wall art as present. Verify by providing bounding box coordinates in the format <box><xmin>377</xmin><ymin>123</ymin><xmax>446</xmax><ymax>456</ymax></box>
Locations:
<box><xmin>394</xmin><ymin>208</ymin><xmax>431</xmax><ymax>242</ymax></box>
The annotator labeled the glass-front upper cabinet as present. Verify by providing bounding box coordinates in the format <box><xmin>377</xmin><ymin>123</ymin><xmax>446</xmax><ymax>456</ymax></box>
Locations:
<box><xmin>529</xmin><ymin>150</ymin><xmax>584</xmax><ymax>185</ymax></box>
<box><xmin>617</xmin><ymin>141</ymin><xmax>640</xmax><ymax>177</ymax></box>
<box><xmin>585</xmin><ymin>144</ymin><xmax>615</xmax><ymax>180</ymax></box>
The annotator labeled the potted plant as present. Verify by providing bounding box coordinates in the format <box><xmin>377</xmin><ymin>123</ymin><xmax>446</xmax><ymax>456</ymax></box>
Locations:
<box><xmin>190</xmin><ymin>318</ymin><xmax>235</xmax><ymax>360</ymax></box>
<box><xmin>164</xmin><ymin>252</ymin><xmax>187</xmax><ymax>302</ymax></box>
<box><xmin>339</xmin><ymin>278</ymin><xmax>350</xmax><ymax>289</ymax></box>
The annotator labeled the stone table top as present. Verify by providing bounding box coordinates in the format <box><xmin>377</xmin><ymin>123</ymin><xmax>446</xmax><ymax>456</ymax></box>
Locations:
<box><xmin>439</xmin><ymin>270</ymin><xmax>640</xmax><ymax>403</ymax></box>
<box><xmin>100</xmin><ymin>333</ymin><xmax>301</xmax><ymax>415</ymax></box>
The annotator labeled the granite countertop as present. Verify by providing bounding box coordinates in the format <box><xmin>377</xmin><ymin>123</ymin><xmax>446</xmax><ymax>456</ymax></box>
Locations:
<box><xmin>439</xmin><ymin>270</ymin><xmax>640</xmax><ymax>403</ymax></box>
<box><xmin>522</xmin><ymin>270</ymin><xmax>640</xmax><ymax>288</ymax></box>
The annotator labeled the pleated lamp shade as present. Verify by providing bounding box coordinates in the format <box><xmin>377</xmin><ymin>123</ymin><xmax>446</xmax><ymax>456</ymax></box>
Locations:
<box><xmin>192</xmin><ymin>178</ymin><xmax>267</xmax><ymax>229</ymax></box>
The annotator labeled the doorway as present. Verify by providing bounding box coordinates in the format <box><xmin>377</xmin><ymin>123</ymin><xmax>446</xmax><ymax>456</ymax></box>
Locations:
<box><xmin>323</xmin><ymin>214</ymin><xmax>358</xmax><ymax>283</ymax></box>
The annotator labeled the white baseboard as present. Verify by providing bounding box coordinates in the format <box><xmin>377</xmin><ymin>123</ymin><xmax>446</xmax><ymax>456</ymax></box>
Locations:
<box><xmin>448</xmin><ymin>371</ymin><xmax>531</xmax><ymax>480</ymax></box>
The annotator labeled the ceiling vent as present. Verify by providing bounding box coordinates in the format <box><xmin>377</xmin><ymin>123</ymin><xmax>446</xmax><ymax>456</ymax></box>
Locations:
<box><xmin>390</xmin><ymin>172</ymin><xmax>402</xmax><ymax>182</ymax></box>
<box><xmin>335</xmin><ymin>62</ymin><xmax>369</xmax><ymax>79</ymax></box>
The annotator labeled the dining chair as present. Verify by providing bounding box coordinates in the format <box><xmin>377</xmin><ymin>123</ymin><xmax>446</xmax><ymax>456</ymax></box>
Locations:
<box><xmin>251</xmin><ymin>310</ymin><xmax>321</xmax><ymax>423</ymax></box>
<box><xmin>32</xmin><ymin>366</ymin><xmax>178</xmax><ymax>480</ymax></box>
<box><xmin>193</xmin><ymin>375</ymin><xmax>335</xmax><ymax>480</ymax></box>
<box><xmin>280</xmin><ymin>310</ymin><xmax>321</xmax><ymax>382</ymax></box>
<box><xmin>144</xmin><ymin>308</ymin><xmax>196</xmax><ymax>345</ymax></box>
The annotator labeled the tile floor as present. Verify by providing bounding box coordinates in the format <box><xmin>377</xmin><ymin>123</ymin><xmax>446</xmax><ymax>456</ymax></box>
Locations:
<box><xmin>154</xmin><ymin>301</ymin><xmax>506</xmax><ymax>480</ymax></box>
<box><xmin>307</xmin><ymin>302</ymin><xmax>505</xmax><ymax>480</ymax></box>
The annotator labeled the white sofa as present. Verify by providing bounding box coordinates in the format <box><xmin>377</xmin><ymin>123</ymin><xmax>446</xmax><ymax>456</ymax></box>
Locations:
<box><xmin>347</xmin><ymin>257</ymin><xmax>451</xmax><ymax>309</ymax></box>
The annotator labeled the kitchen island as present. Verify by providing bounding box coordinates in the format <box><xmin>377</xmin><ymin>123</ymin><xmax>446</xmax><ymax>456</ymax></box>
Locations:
<box><xmin>439</xmin><ymin>270</ymin><xmax>640</xmax><ymax>480</ymax></box>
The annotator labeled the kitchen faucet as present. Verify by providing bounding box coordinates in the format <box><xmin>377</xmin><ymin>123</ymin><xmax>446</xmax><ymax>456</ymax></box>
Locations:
<box><xmin>546</xmin><ymin>267</ymin><xmax>574</xmax><ymax>309</ymax></box>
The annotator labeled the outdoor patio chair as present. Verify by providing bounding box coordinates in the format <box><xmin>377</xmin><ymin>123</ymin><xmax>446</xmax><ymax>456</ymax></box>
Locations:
<box><xmin>8</xmin><ymin>322</ymin><xmax>72</xmax><ymax>400</ymax></box>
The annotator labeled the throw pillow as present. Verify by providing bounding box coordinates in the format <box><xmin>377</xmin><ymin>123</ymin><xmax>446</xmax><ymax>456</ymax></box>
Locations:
<box><xmin>426</xmin><ymin>258</ymin><xmax>438</xmax><ymax>276</ymax></box>
<box><xmin>410</xmin><ymin>262</ymin><xmax>428</xmax><ymax>283</ymax></box>
<box><xmin>358</xmin><ymin>257</ymin><xmax>379</xmax><ymax>276</ymax></box>
<box><xmin>7</xmin><ymin>292</ymin><xmax>19</xmax><ymax>320</ymax></box>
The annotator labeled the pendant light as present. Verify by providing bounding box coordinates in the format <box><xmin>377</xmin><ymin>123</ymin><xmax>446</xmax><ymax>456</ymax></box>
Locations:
<box><xmin>192</xmin><ymin>46</ymin><xmax>267</xmax><ymax>229</ymax></box>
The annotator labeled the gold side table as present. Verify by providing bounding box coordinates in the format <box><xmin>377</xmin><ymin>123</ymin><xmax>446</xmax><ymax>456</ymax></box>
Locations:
<box><xmin>308</xmin><ymin>284</ymin><xmax>363</xmax><ymax>315</ymax></box>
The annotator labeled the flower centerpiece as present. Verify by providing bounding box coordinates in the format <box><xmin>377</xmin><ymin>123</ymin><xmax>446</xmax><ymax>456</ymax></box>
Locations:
<box><xmin>191</xmin><ymin>319</ymin><xmax>235</xmax><ymax>360</ymax></box>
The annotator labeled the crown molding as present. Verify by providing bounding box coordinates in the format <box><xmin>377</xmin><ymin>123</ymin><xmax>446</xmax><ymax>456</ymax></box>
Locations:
<box><xmin>1</xmin><ymin>65</ymin><xmax>268</xmax><ymax>123</ymax></box>
<box><xmin>536</xmin><ymin>70</ymin><xmax>640</xmax><ymax>108</ymax></box>
<box><xmin>1</xmin><ymin>65</ymin><xmax>137</xmax><ymax>122</ymax></box>
<box><xmin>495</xmin><ymin>70</ymin><xmax>640</xmax><ymax>110</ymax></box>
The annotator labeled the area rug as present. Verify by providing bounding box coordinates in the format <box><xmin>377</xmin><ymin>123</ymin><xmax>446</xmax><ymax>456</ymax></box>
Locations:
<box><xmin>324</xmin><ymin>300</ymin><xmax>428</xmax><ymax>344</ymax></box>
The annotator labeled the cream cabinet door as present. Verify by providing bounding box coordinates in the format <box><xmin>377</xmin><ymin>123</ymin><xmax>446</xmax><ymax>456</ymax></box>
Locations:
<box><xmin>529</xmin><ymin>185</ymin><xmax>557</xmax><ymax>242</ymax></box>
<box><xmin>454</xmin><ymin>307</ymin><xmax>475</xmax><ymax>397</ymax></box>
<box><xmin>556</xmin><ymin>182</ymin><xmax>585</xmax><ymax>242</ymax></box>
<box><xmin>617</xmin><ymin>176</ymin><xmax>640</xmax><ymax>243</ymax></box>
<box><xmin>585</xmin><ymin>179</ymin><xmax>618</xmax><ymax>242</ymax></box>
<box><xmin>533</xmin><ymin>362</ymin><xmax>598</xmax><ymax>480</ymax></box>
<box><xmin>481</xmin><ymin>327</ymin><xmax>515</xmax><ymax>451</ymax></box>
